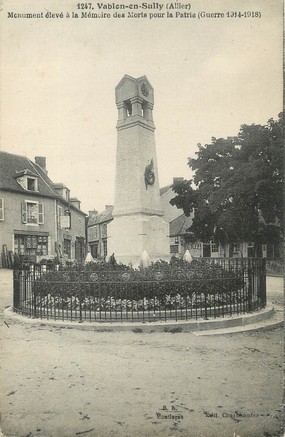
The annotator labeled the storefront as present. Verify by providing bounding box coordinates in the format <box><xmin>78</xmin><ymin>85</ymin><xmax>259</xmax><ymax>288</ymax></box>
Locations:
<box><xmin>14</xmin><ymin>231</ymin><xmax>50</xmax><ymax>263</ymax></box>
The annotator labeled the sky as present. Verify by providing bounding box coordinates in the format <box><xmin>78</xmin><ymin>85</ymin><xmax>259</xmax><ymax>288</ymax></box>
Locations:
<box><xmin>0</xmin><ymin>0</ymin><xmax>283</xmax><ymax>213</ymax></box>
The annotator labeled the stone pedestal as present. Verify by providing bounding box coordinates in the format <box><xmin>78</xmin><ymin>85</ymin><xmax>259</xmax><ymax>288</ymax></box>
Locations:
<box><xmin>108</xmin><ymin>214</ymin><xmax>169</xmax><ymax>266</ymax></box>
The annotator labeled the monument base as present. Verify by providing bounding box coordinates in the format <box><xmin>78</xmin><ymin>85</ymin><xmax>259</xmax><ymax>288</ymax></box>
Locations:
<box><xmin>107</xmin><ymin>213</ymin><xmax>170</xmax><ymax>266</ymax></box>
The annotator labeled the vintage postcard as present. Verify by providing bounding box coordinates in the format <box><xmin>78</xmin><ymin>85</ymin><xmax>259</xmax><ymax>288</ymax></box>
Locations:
<box><xmin>0</xmin><ymin>0</ymin><xmax>283</xmax><ymax>436</ymax></box>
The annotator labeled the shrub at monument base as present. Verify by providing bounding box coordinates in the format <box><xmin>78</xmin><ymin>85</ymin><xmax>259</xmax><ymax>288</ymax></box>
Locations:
<box><xmin>31</xmin><ymin>258</ymin><xmax>245</xmax><ymax>312</ymax></box>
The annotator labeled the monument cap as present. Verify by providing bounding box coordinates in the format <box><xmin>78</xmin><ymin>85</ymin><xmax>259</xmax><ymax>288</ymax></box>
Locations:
<box><xmin>115</xmin><ymin>74</ymin><xmax>154</xmax><ymax>105</ymax></box>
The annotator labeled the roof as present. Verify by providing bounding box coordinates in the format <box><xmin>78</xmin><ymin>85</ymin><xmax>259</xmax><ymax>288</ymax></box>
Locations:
<box><xmin>0</xmin><ymin>151</ymin><xmax>86</xmax><ymax>215</ymax></box>
<box><xmin>88</xmin><ymin>206</ymin><xmax>114</xmax><ymax>226</ymax></box>
<box><xmin>0</xmin><ymin>151</ymin><xmax>59</xmax><ymax>198</ymax></box>
<box><xmin>160</xmin><ymin>184</ymin><xmax>173</xmax><ymax>196</ymax></box>
<box><xmin>160</xmin><ymin>178</ymin><xmax>184</xmax><ymax>197</ymax></box>
<box><xmin>169</xmin><ymin>214</ymin><xmax>193</xmax><ymax>237</ymax></box>
<box><xmin>15</xmin><ymin>169</ymin><xmax>38</xmax><ymax>178</ymax></box>
<box><xmin>53</xmin><ymin>183</ymin><xmax>69</xmax><ymax>190</ymax></box>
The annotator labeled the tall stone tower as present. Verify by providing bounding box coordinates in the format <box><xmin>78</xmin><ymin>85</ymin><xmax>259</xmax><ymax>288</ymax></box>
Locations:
<box><xmin>107</xmin><ymin>75</ymin><xmax>170</xmax><ymax>265</ymax></box>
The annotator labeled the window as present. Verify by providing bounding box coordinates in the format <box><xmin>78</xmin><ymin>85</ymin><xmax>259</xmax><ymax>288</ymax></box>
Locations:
<box><xmin>247</xmin><ymin>245</ymin><xmax>255</xmax><ymax>258</ymax></box>
<box><xmin>170</xmin><ymin>245</ymin><xmax>179</xmax><ymax>254</ymax></box>
<box><xmin>0</xmin><ymin>198</ymin><xmax>4</xmax><ymax>221</ymax></box>
<box><xmin>63</xmin><ymin>239</ymin><xmax>71</xmax><ymax>259</ymax></box>
<box><xmin>189</xmin><ymin>243</ymin><xmax>202</xmax><ymax>250</ymax></box>
<box><xmin>14</xmin><ymin>235</ymin><xmax>48</xmax><ymax>256</ymax></box>
<box><xmin>203</xmin><ymin>243</ymin><xmax>211</xmax><ymax>257</ymax></box>
<box><xmin>27</xmin><ymin>203</ymin><xmax>38</xmax><ymax>224</ymax></box>
<box><xmin>63</xmin><ymin>189</ymin><xmax>69</xmax><ymax>202</ymax></box>
<box><xmin>27</xmin><ymin>177</ymin><xmax>37</xmax><ymax>191</ymax></box>
<box><xmin>211</xmin><ymin>243</ymin><xmax>219</xmax><ymax>253</ymax></box>
<box><xmin>90</xmin><ymin>243</ymin><xmax>98</xmax><ymax>259</ymax></box>
<box><xmin>101</xmin><ymin>223</ymin><xmax>107</xmax><ymax>238</ymax></box>
<box><xmin>37</xmin><ymin>236</ymin><xmax>48</xmax><ymax>256</ymax></box>
<box><xmin>267</xmin><ymin>244</ymin><xmax>274</xmax><ymax>258</ymax></box>
<box><xmin>88</xmin><ymin>226</ymin><xmax>98</xmax><ymax>242</ymax></box>
<box><xmin>14</xmin><ymin>236</ymin><xmax>25</xmax><ymax>255</ymax></box>
<box><xmin>22</xmin><ymin>201</ymin><xmax>44</xmax><ymax>224</ymax></box>
<box><xmin>103</xmin><ymin>239</ymin><xmax>108</xmax><ymax>258</ymax></box>
<box><xmin>17</xmin><ymin>175</ymin><xmax>38</xmax><ymax>191</ymax></box>
<box><xmin>75</xmin><ymin>237</ymin><xmax>85</xmax><ymax>262</ymax></box>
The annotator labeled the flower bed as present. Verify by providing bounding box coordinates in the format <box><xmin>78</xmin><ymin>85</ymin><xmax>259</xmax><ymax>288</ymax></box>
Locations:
<box><xmin>31</xmin><ymin>258</ymin><xmax>244</xmax><ymax>311</ymax></box>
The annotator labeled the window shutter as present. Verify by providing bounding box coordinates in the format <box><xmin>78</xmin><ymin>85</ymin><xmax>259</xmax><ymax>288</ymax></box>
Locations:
<box><xmin>0</xmin><ymin>198</ymin><xmax>4</xmax><ymax>221</ymax></box>
<box><xmin>38</xmin><ymin>202</ymin><xmax>44</xmax><ymax>224</ymax></box>
<box><xmin>21</xmin><ymin>201</ymin><xmax>27</xmax><ymax>223</ymax></box>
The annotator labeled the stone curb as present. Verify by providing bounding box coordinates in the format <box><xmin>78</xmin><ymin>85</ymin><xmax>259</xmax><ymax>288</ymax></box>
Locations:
<box><xmin>192</xmin><ymin>320</ymin><xmax>284</xmax><ymax>336</ymax></box>
<box><xmin>2</xmin><ymin>303</ymin><xmax>282</xmax><ymax>334</ymax></box>
<box><xmin>192</xmin><ymin>305</ymin><xmax>283</xmax><ymax>336</ymax></box>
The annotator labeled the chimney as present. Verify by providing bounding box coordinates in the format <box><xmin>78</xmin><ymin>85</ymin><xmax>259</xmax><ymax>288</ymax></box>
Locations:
<box><xmin>70</xmin><ymin>197</ymin><xmax>81</xmax><ymax>210</ymax></box>
<box><xmin>89</xmin><ymin>210</ymin><xmax>98</xmax><ymax>217</ymax></box>
<box><xmin>35</xmin><ymin>156</ymin><xmax>47</xmax><ymax>174</ymax></box>
<box><xmin>105</xmin><ymin>205</ymin><xmax>113</xmax><ymax>210</ymax></box>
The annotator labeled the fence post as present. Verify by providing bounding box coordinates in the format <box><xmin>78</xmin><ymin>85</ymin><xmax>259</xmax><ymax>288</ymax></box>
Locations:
<box><xmin>248</xmin><ymin>260</ymin><xmax>253</xmax><ymax>312</ymax></box>
<box><xmin>204</xmin><ymin>292</ymin><xmax>208</xmax><ymax>320</ymax></box>
<box><xmin>260</xmin><ymin>258</ymin><xmax>267</xmax><ymax>307</ymax></box>
<box><xmin>32</xmin><ymin>269</ymin><xmax>38</xmax><ymax>318</ymax></box>
<box><xmin>79</xmin><ymin>290</ymin><xmax>83</xmax><ymax>323</ymax></box>
<box><xmin>13</xmin><ymin>269</ymin><xmax>20</xmax><ymax>310</ymax></box>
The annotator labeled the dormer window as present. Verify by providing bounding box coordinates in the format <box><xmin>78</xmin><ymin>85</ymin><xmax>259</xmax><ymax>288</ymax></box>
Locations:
<box><xmin>63</xmin><ymin>188</ymin><xmax>69</xmax><ymax>202</ymax></box>
<box><xmin>27</xmin><ymin>177</ymin><xmax>37</xmax><ymax>191</ymax></box>
<box><xmin>53</xmin><ymin>184</ymin><xmax>70</xmax><ymax>201</ymax></box>
<box><xmin>16</xmin><ymin>171</ymin><xmax>38</xmax><ymax>192</ymax></box>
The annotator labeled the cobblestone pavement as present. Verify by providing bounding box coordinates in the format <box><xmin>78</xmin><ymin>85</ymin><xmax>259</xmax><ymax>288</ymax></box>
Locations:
<box><xmin>0</xmin><ymin>270</ymin><xmax>283</xmax><ymax>437</ymax></box>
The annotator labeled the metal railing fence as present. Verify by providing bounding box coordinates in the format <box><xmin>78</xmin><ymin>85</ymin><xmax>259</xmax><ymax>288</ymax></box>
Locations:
<box><xmin>13</xmin><ymin>258</ymin><xmax>266</xmax><ymax>323</ymax></box>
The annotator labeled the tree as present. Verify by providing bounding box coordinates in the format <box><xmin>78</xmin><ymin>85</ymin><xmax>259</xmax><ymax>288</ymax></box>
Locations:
<box><xmin>170</xmin><ymin>113</ymin><xmax>283</xmax><ymax>249</ymax></box>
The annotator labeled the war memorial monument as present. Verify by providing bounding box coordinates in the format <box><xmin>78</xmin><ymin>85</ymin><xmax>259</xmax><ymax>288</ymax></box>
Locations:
<box><xmin>107</xmin><ymin>75</ymin><xmax>170</xmax><ymax>265</ymax></box>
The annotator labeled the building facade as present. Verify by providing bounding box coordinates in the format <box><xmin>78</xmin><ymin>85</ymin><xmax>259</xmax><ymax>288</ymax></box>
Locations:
<box><xmin>86</xmin><ymin>177</ymin><xmax>281</xmax><ymax>262</ymax></box>
<box><xmin>87</xmin><ymin>206</ymin><xmax>113</xmax><ymax>260</ymax></box>
<box><xmin>0</xmin><ymin>152</ymin><xmax>86</xmax><ymax>267</ymax></box>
